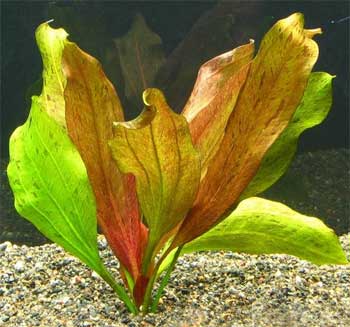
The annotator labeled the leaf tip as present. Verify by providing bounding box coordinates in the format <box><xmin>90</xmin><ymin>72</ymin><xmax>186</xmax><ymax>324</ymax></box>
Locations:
<box><xmin>142</xmin><ymin>88</ymin><xmax>165</xmax><ymax>107</ymax></box>
<box><xmin>35</xmin><ymin>21</ymin><xmax>68</xmax><ymax>41</ymax></box>
<box><xmin>305</xmin><ymin>28</ymin><xmax>322</xmax><ymax>38</ymax></box>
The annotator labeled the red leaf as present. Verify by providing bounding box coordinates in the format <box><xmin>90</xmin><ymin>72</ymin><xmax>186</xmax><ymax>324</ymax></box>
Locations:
<box><xmin>62</xmin><ymin>42</ymin><xmax>147</xmax><ymax>281</ymax></box>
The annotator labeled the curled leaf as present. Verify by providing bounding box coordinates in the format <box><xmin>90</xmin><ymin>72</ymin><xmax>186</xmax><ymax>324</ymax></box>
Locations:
<box><xmin>110</xmin><ymin>88</ymin><xmax>201</xmax><ymax>272</ymax></box>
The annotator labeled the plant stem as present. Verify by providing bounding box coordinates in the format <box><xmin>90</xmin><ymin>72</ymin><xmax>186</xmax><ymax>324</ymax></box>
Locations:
<box><xmin>99</xmin><ymin>267</ymin><xmax>138</xmax><ymax>314</ymax></box>
<box><xmin>123</xmin><ymin>267</ymin><xmax>135</xmax><ymax>292</ymax></box>
<box><xmin>141</xmin><ymin>235</ymin><xmax>158</xmax><ymax>275</ymax></box>
<box><xmin>150</xmin><ymin>246</ymin><xmax>182</xmax><ymax>313</ymax></box>
<box><xmin>141</xmin><ymin>271</ymin><xmax>157</xmax><ymax>314</ymax></box>
<box><xmin>141</xmin><ymin>246</ymin><xmax>182</xmax><ymax>314</ymax></box>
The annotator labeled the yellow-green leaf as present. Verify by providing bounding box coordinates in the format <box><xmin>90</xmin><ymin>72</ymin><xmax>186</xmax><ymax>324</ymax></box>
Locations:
<box><xmin>8</xmin><ymin>22</ymin><xmax>102</xmax><ymax>276</ymax></box>
<box><xmin>184</xmin><ymin>197</ymin><xmax>348</xmax><ymax>265</ymax></box>
<box><xmin>7</xmin><ymin>23</ymin><xmax>137</xmax><ymax>313</ymax></box>
<box><xmin>110</xmin><ymin>88</ymin><xmax>201</xmax><ymax>269</ymax></box>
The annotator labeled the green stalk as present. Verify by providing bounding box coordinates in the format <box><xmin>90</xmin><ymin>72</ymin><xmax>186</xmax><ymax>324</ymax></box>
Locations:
<box><xmin>150</xmin><ymin>246</ymin><xmax>182</xmax><ymax>312</ymax></box>
<box><xmin>141</xmin><ymin>246</ymin><xmax>182</xmax><ymax>314</ymax></box>
<box><xmin>141</xmin><ymin>234</ymin><xmax>159</xmax><ymax>275</ymax></box>
<box><xmin>141</xmin><ymin>271</ymin><xmax>157</xmax><ymax>314</ymax></box>
<box><xmin>123</xmin><ymin>267</ymin><xmax>135</xmax><ymax>292</ymax></box>
<box><xmin>99</xmin><ymin>266</ymin><xmax>138</xmax><ymax>314</ymax></box>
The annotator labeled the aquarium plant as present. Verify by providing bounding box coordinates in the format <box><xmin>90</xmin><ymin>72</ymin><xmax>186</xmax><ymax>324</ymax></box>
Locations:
<box><xmin>7</xmin><ymin>13</ymin><xmax>348</xmax><ymax>314</ymax></box>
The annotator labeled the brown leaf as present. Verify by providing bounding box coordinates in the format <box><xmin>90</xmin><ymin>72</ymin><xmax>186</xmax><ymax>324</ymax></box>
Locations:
<box><xmin>182</xmin><ymin>40</ymin><xmax>254</xmax><ymax>177</ymax></box>
<box><xmin>172</xmin><ymin>13</ymin><xmax>321</xmax><ymax>247</ymax></box>
<box><xmin>62</xmin><ymin>42</ymin><xmax>147</xmax><ymax>281</ymax></box>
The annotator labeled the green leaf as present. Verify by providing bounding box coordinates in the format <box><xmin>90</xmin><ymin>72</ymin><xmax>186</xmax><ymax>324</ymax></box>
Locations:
<box><xmin>8</xmin><ymin>96</ymin><xmax>102</xmax><ymax>270</ymax></box>
<box><xmin>183</xmin><ymin>197</ymin><xmax>348</xmax><ymax>265</ymax></box>
<box><xmin>241</xmin><ymin>72</ymin><xmax>334</xmax><ymax>199</ymax></box>
<box><xmin>8</xmin><ymin>23</ymin><xmax>102</xmax><ymax>270</ymax></box>
<box><xmin>7</xmin><ymin>23</ymin><xmax>136</xmax><ymax>313</ymax></box>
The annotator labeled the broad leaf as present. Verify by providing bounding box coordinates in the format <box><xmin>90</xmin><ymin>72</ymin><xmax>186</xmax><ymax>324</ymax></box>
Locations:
<box><xmin>241</xmin><ymin>72</ymin><xmax>334</xmax><ymax>199</ymax></box>
<box><xmin>182</xmin><ymin>40</ymin><xmax>254</xmax><ymax>177</ymax></box>
<box><xmin>110</xmin><ymin>88</ymin><xmax>201</xmax><ymax>272</ymax></box>
<box><xmin>172</xmin><ymin>13</ymin><xmax>322</xmax><ymax>247</ymax></box>
<box><xmin>62</xmin><ymin>40</ymin><xmax>147</xmax><ymax>281</ymax></box>
<box><xmin>114</xmin><ymin>14</ymin><xmax>165</xmax><ymax>113</ymax></box>
<box><xmin>7</xmin><ymin>22</ymin><xmax>103</xmax><ymax>275</ymax></box>
<box><xmin>184</xmin><ymin>197</ymin><xmax>348</xmax><ymax>265</ymax></box>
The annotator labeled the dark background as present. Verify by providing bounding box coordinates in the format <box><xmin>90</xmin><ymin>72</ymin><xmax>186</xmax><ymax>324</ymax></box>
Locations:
<box><xmin>1</xmin><ymin>0</ymin><xmax>349</xmax><ymax>159</ymax></box>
